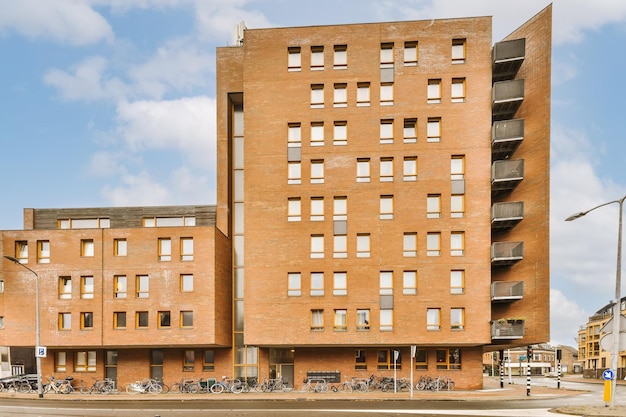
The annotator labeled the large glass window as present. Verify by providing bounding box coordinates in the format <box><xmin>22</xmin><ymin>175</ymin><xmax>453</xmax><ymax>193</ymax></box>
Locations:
<box><xmin>114</xmin><ymin>275</ymin><xmax>127</xmax><ymax>299</ymax></box>
<box><xmin>427</xmin><ymin>308</ymin><xmax>441</xmax><ymax>331</ymax></box>
<box><xmin>158</xmin><ymin>238</ymin><xmax>171</xmax><ymax>261</ymax></box>
<box><xmin>59</xmin><ymin>276</ymin><xmax>72</xmax><ymax>299</ymax></box>
<box><xmin>37</xmin><ymin>240</ymin><xmax>50</xmax><ymax>263</ymax></box>
<box><xmin>181</xmin><ymin>238</ymin><xmax>194</xmax><ymax>261</ymax></box>
<box><xmin>81</xmin><ymin>276</ymin><xmax>94</xmax><ymax>299</ymax></box>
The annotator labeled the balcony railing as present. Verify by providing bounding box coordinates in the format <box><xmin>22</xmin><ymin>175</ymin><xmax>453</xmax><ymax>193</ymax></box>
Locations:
<box><xmin>491</xmin><ymin>281</ymin><xmax>524</xmax><ymax>302</ymax></box>
<box><xmin>491</xmin><ymin>241</ymin><xmax>524</xmax><ymax>266</ymax></box>
<box><xmin>492</xmin><ymin>159</ymin><xmax>524</xmax><ymax>197</ymax></box>
<box><xmin>492</xmin><ymin>118</ymin><xmax>524</xmax><ymax>161</ymax></box>
<box><xmin>492</xmin><ymin>38</ymin><xmax>526</xmax><ymax>82</ymax></box>
<box><xmin>491</xmin><ymin>201</ymin><xmax>524</xmax><ymax>232</ymax></box>
<box><xmin>491</xmin><ymin>320</ymin><xmax>525</xmax><ymax>339</ymax></box>
<box><xmin>492</xmin><ymin>79</ymin><xmax>524</xmax><ymax>121</ymax></box>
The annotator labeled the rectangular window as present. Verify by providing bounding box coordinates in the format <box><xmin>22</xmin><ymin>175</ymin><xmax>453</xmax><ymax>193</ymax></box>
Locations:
<box><xmin>158</xmin><ymin>238</ymin><xmax>171</xmax><ymax>261</ymax></box>
<box><xmin>380</xmin><ymin>120</ymin><xmax>393</xmax><ymax>144</ymax></box>
<box><xmin>450</xmin><ymin>270</ymin><xmax>465</xmax><ymax>294</ymax></box>
<box><xmin>113</xmin><ymin>312</ymin><xmax>126</xmax><ymax>329</ymax></box>
<box><xmin>288</xmin><ymin>46</ymin><xmax>301</xmax><ymax>71</ymax></box>
<box><xmin>403</xmin><ymin>118</ymin><xmax>417</xmax><ymax>143</ymax></box>
<box><xmin>451</xmin><ymin>308</ymin><xmax>465</xmax><ymax>330</ymax></box>
<box><xmin>143</xmin><ymin>216</ymin><xmax>195</xmax><ymax>227</ymax></box>
<box><xmin>114</xmin><ymin>275</ymin><xmax>127</xmax><ymax>299</ymax></box>
<box><xmin>357</xmin><ymin>309</ymin><xmax>370</xmax><ymax>331</ymax></box>
<box><xmin>310</xmin><ymin>121</ymin><xmax>324</xmax><ymax>146</ymax></box>
<box><xmin>288</xmin><ymin>198</ymin><xmax>301</xmax><ymax>222</ymax></box>
<box><xmin>380</xmin><ymin>195</ymin><xmax>394</xmax><ymax>220</ymax></box>
<box><xmin>427</xmin><ymin>232</ymin><xmax>441</xmax><ymax>256</ymax></box>
<box><xmin>333</xmin><ymin>272</ymin><xmax>347</xmax><ymax>296</ymax></box>
<box><xmin>136</xmin><ymin>311</ymin><xmax>149</xmax><ymax>328</ymax></box>
<box><xmin>288</xmin><ymin>123</ymin><xmax>301</xmax><ymax>147</ymax></box>
<box><xmin>81</xmin><ymin>239</ymin><xmax>94</xmax><ymax>257</ymax></box>
<box><xmin>357</xmin><ymin>82</ymin><xmax>370</xmax><ymax>107</ymax></box>
<box><xmin>380</xmin><ymin>83</ymin><xmax>394</xmax><ymax>106</ymax></box>
<box><xmin>333</xmin><ymin>235</ymin><xmax>347</xmax><ymax>259</ymax></box>
<box><xmin>288</xmin><ymin>272</ymin><xmax>301</xmax><ymax>296</ymax></box>
<box><xmin>415</xmin><ymin>349</ymin><xmax>428</xmax><ymax>370</ymax></box>
<box><xmin>0</xmin><ymin>279</ymin><xmax>4</xmax><ymax>293</ymax></box>
<box><xmin>380</xmin><ymin>158</ymin><xmax>394</xmax><ymax>182</ymax></box>
<box><xmin>180</xmin><ymin>237</ymin><xmax>194</xmax><ymax>261</ymax></box>
<box><xmin>451</xmin><ymin>231</ymin><xmax>465</xmax><ymax>256</ymax></box>
<box><xmin>310</xmin><ymin>272</ymin><xmax>324</xmax><ymax>296</ymax></box>
<box><xmin>114</xmin><ymin>238</ymin><xmax>127</xmax><ymax>256</ymax></box>
<box><xmin>452</xmin><ymin>39</ymin><xmax>466</xmax><ymax>64</ymax></box>
<box><xmin>356</xmin><ymin>349</ymin><xmax>367</xmax><ymax>370</ymax></box>
<box><xmin>379</xmin><ymin>271</ymin><xmax>393</xmax><ymax>295</ymax></box>
<box><xmin>311</xmin><ymin>46</ymin><xmax>324</xmax><ymax>70</ymax></box>
<box><xmin>427</xmin><ymin>308</ymin><xmax>441</xmax><ymax>331</ymax></box>
<box><xmin>380</xmin><ymin>43</ymin><xmax>394</xmax><ymax>67</ymax></box>
<box><xmin>59</xmin><ymin>312</ymin><xmax>71</xmax><ymax>330</ymax></box>
<box><xmin>403</xmin><ymin>232</ymin><xmax>417</xmax><ymax>257</ymax></box>
<box><xmin>203</xmin><ymin>350</ymin><xmax>215</xmax><ymax>371</ymax></box>
<box><xmin>55</xmin><ymin>352</ymin><xmax>67</xmax><ymax>373</ymax></box>
<box><xmin>136</xmin><ymin>275</ymin><xmax>149</xmax><ymax>298</ymax></box>
<box><xmin>356</xmin><ymin>158</ymin><xmax>371</xmax><ymax>183</ymax></box>
<box><xmin>158</xmin><ymin>311</ymin><xmax>171</xmax><ymax>328</ymax></box>
<box><xmin>333</xmin><ymin>44</ymin><xmax>347</xmax><ymax>69</ymax></box>
<box><xmin>427</xmin><ymin>79</ymin><xmax>442</xmax><ymax>103</ymax></box>
<box><xmin>404</xmin><ymin>41</ymin><xmax>418</xmax><ymax>66</ymax></box>
<box><xmin>288</xmin><ymin>161</ymin><xmax>301</xmax><ymax>184</ymax></box>
<box><xmin>81</xmin><ymin>312</ymin><xmax>94</xmax><ymax>329</ymax></box>
<box><xmin>311</xmin><ymin>84</ymin><xmax>324</xmax><ymax>108</ymax></box>
<box><xmin>181</xmin><ymin>274</ymin><xmax>193</xmax><ymax>292</ymax></box>
<box><xmin>333</xmin><ymin>197</ymin><xmax>347</xmax><ymax>220</ymax></box>
<box><xmin>437</xmin><ymin>348</ymin><xmax>462</xmax><ymax>370</ymax></box>
<box><xmin>451</xmin><ymin>78</ymin><xmax>466</xmax><ymax>102</ymax></box>
<box><xmin>81</xmin><ymin>276</ymin><xmax>94</xmax><ymax>299</ymax></box>
<box><xmin>15</xmin><ymin>241</ymin><xmax>28</xmax><ymax>263</ymax></box>
<box><xmin>427</xmin><ymin>194</ymin><xmax>441</xmax><ymax>218</ymax></box>
<box><xmin>75</xmin><ymin>351</ymin><xmax>97</xmax><ymax>372</ymax></box>
<box><xmin>311</xmin><ymin>309</ymin><xmax>324</xmax><ymax>331</ymax></box>
<box><xmin>403</xmin><ymin>271</ymin><xmax>417</xmax><ymax>295</ymax></box>
<box><xmin>59</xmin><ymin>276</ymin><xmax>72</xmax><ymax>299</ymax></box>
<box><xmin>403</xmin><ymin>157</ymin><xmax>417</xmax><ymax>181</ymax></box>
<box><xmin>310</xmin><ymin>160</ymin><xmax>324</xmax><ymax>184</ymax></box>
<box><xmin>427</xmin><ymin>118</ymin><xmax>441</xmax><ymax>142</ymax></box>
<box><xmin>380</xmin><ymin>310</ymin><xmax>393</xmax><ymax>332</ymax></box>
<box><xmin>333</xmin><ymin>83</ymin><xmax>347</xmax><ymax>107</ymax></box>
<box><xmin>356</xmin><ymin>233</ymin><xmax>370</xmax><ymax>258</ymax></box>
<box><xmin>451</xmin><ymin>195</ymin><xmax>465</xmax><ymax>218</ymax></box>
<box><xmin>334</xmin><ymin>309</ymin><xmax>347</xmax><ymax>331</ymax></box>
<box><xmin>180</xmin><ymin>311</ymin><xmax>194</xmax><ymax>328</ymax></box>
<box><xmin>310</xmin><ymin>235</ymin><xmax>324</xmax><ymax>259</ymax></box>
<box><xmin>451</xmin><ymin>156</ymin><xmax>465</xmax><ymax>179</ymax></box>
<box><xmin>310</xmin><ymin>197</ymin><xmax>324</xmax><ymax>221</ymax></box>
<box><xmin>183</xmin><ymin>350</ymin><xmax>195</xmax><ymax>371</ymax></box>
<box><xmin>37</xmin><ymin>240</ymin><xmax>50</xmax><ymax>263</ymax></box>
<box><xmin>333</xmin><ymin>121</ymin><xmax>347</xmax><ymax>146</ymax></box>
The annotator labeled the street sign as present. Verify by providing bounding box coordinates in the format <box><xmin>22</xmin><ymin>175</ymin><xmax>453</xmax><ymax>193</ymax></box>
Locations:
<box><xmin>600</xmin><ymin>314</ymin><xmax>626</xmax><ymax>333</ymax></box>
<box><xmin>603</xmin><ymin>369</ymin><xmax>615</xmax><ymax>381</ymax></box>
<box><xmin>599</xmin><ymin>332</ymin><xmax>626</xmax><ymax>351</ymax></box>
<box><xmin>35</xmin><ymin>346</ymin><xmax>47</xmax><ymax>358</ymax></box>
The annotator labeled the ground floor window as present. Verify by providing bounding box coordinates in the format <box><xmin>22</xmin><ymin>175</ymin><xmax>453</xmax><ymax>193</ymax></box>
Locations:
<box><xmin>415</xmin><ymin>349</ymin><xmax>428</xmax><ymax>370</ymax></box>
<box><xmin>355</xmin><ymin>349</ymin><xmax>367</xmax><ymax>370</ymax></box>
<box><xmin>203</xmin><ymin>350</ymin><xmax>215</xmax><ymax>371</ymax></box>
<box><xmin>55</xmin><ymin>351</ymin><xmax>67</xmax><ymax>373</ymax></box>
<box><xmin>183</xmin><ymin>350</ymin><xmax>195</xmax><ymax>371</ymax></box>
<box><xmin>377</xmin><ymin>349</ymin><xmax>401</xmax><ymax>370</ymax></box>
<box><xmin>75</xmin><ymin>351</ymin><xmax>96</xmax><ymax>372</ymax></box>
<box><xmin>436</xmin><ymin>348</ymin><xmax>461</xmax><ymax>370</ymax></box>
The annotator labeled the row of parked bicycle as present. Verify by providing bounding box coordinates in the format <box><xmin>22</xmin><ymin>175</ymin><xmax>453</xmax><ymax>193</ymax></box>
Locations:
<box><xmin>0</xmin><ymin>374</ymin><xmax>455</xmax><ymax>395</ymax></box>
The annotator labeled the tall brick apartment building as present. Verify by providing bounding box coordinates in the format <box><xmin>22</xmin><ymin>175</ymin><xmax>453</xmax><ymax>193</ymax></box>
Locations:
<box><xmin>0</xmin><ymin>6</ymin><xmax>550</xmax><ymax>390</ymax></box>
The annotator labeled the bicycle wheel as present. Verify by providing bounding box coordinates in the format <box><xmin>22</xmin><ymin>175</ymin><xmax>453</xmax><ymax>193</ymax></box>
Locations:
<box><xmin>19</xmin><ymin>382</ymin><xmax>32</xmax><ymax>393</ymax></box>
<box><xmin>148</xmin><ymin>383</ymin><xmax>162</xmax><ymax>394</ymax></box>
<box><xmin>126</xmin><ymin>383</ymin><xmax>140</xmax><ymax>394</ymax></box>
<box><xmin>169</xmin><ymin>383</ymin><xmax>182</xmax><ymax>393</ymax></box>
<box><xmin>231</xmin><ymin>383</ymin><xmax>244</xmax><ymax>394</ymax></box>
<box><xmin>210</xmin><ymin>383</ymin><xmax>224</xmax><ymax>394</ymax></box>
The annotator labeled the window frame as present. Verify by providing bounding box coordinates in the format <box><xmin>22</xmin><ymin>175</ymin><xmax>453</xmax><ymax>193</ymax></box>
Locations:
<box><xmin>37</xmin><ymin>240</ymin><xmax>50</xmax><ymax>264</ymax></box>
<box><xmin>81</xmin><ymin>239</ymin><xmax>95</xmax><ymax>257</ymax></box>
<box><xmin>427</xmin><ymin>308</ymin><xmax>441</xmax><ymax>331</ymax></box>
<box><xmin>80</xmin><ymin>276</ymin><xmax>94</xmax><ymax>299</ymax></box>
<box><xmin>158</xmin><ymin>237</ymin><xmax>172</xmax><ymax>261</ymax></box>
<box><xmin>180</xmin><ymin>237</ymin><xmax>194</xmax><ymax>261</ymax></box>
<box><xmin>333</xmin><ymin>271</ymin><xmax>347</xmax><ymax>296</ymax></box>
<box><xmin>136</xmin><ymin>275</ymin><xmax>149</xmax><ymax>299</ymax></box>
<box><xmin>310</xmin><ymin>272</ymin><xmax>324</xmax><ymax>296</ymax></box>
<box><xmin>287</xmin><ymin>46</ymin><xmax>301</xmax><ymax>71</ymax></box>
<box><xmin>427</xmin><ymin>118</ymin><xmax>441</xmax><ymax>143</ymax></box>
<box><xmin>136</xmin><ymin>311</ymin><xmax>149</xmax><ymax>329</ymax></box>
<box><xmin>403</xmin><ymin>270</ymin><xmax>417</xmax><ymax>295</ymax></box>
<box><xmin>114</xmin><ymin>238</ymin><xmax>127</xmax><ymax>256</ymax></box>
<box><xmin>287</xmin><ymin>272</ymin><xmax>301</xmax><ymax>296</ymax></box>
<box><xmin>113</xmin><ymin>311</ymin><xmax>127</xmax><ymax>329</ymax></box>
<box><xmin>59</xmin><ymin>276</ymin><xmax>72</xmax><ymax>299</ymax></box>
<box><xmin>333</xmin><ymin>44</ymin><xmax>347</xmax><ymax>69</ymax></box>
<box><xmin>80</xmin><ymin>312</ymin><xmax>94</xmax><ymax>330</ymax></box>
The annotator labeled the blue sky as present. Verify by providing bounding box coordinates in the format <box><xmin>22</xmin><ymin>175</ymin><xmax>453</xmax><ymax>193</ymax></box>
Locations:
<box><xmin>2</xmin><ymin>0</ymin><xmax>626</xmax><ymax>348</ymax></box>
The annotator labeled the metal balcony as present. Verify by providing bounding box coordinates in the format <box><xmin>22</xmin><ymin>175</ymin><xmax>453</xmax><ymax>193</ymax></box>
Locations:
<box><xmin>491</xmin><ymin>319</ymin><xmax>525</xmax><ymax>340</ymax></box>
<box><xmin>492</xmin><ymin>118</ymin><xmax>524</xmax><ymax>161</ymax></box>
<box><xmin>492</xmin><ymin>38</ymin><xmax>525</xmax><ymax>82</ymax></box>
<box><xmin>492</xmin><ymin>79</ymin><xmax>524</xmax><ymax>121</ymax></box>
<box><xmin>491</xmin><ymin>241</ymin><xmax>524</xmax><ymax>267</ymax></box>
<box><xmin>492</xmin><ymin>159</ymin><xmax>524</xmax><ymax>197</ymax></box>
<box><xmin>491</xmin><ymin>281</ymin><xmax>524</xmax><ymax>302</ymax></box>
<box><xmin>491</xmin><ymin>201</ymin><xmax>524</xmax><ymax>232</ymax></box>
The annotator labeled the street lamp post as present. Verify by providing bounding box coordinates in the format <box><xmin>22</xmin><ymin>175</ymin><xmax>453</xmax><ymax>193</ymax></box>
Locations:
<box><xmin>566</xmin><ymin>195</ymin><xmax>626</xmax><ymax>408</ymax></box>
<box><xmin>3</xmin><ymin>255</ymin><xmax>44</xmax><ymax>398</ymax></box>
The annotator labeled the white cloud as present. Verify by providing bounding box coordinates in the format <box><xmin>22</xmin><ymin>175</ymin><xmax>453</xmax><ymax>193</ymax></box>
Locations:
<box><xmin>194</xmin><ymin>1</ymin><xmax>271</xmax><ymax>43</ymax></box>
<box><xmin>101</xmin><ymin>170</ymin><xmax>170</xmax><ymax>206</ymax></box>
<box><xmin>0</xmin><ymin>0</ymin><xmax>113</xmax><ymax>45</ymax></box>
<box><xmin>550</xmin><ymin>289</ymin><xmax>589</xmax><ymax>347</ymax></box>
<box><xmin>44</xmin><ymin>56</ymin><xmax>127</xmax><ymax>102</ymax></box>
<box><xmin>115</xmin><ymin>96</ymin><xmax>216</xmax><ymax>168</ymax></box>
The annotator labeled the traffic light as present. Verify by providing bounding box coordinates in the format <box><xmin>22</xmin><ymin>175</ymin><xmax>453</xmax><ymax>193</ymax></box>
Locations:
<box><xmin>527</xmin><ymin>346</ymin><xmax>533</xmax><ymax>358</ymax></box>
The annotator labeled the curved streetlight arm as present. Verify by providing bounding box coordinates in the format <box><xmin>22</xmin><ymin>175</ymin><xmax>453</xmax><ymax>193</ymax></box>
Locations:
<box><xmin>565</xmin><ymin>197</ymin><xmax>626</xmax><ymax>222</ymax></box>
<box><xmin>3</xmin><ymin>255</ymin><xmax>44</xmax><ymax>398</ymax></box>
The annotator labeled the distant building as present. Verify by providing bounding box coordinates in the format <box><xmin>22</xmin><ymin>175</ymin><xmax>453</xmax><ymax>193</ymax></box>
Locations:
<box><xmin>577</xmin><ymin>298</ymin><xmax>626</xmax><ymax>379</ymax></box>
<box><xmin>0</xmin><ymin>5</ymin><xmax>552</xmax><ymax>391</ymax></box>
<box><xmin>483</xmin><ymin>344</ymin><xmax>579</xmax><ymax>376</ymax></box>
